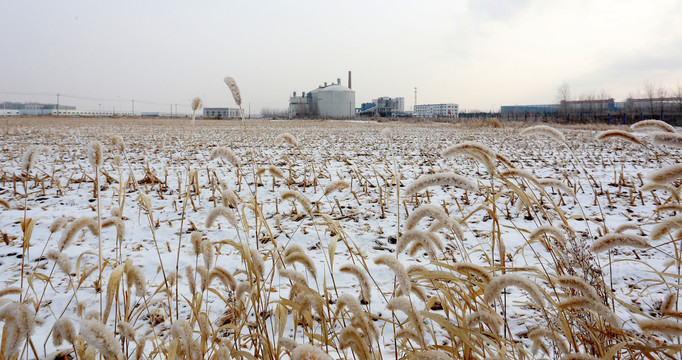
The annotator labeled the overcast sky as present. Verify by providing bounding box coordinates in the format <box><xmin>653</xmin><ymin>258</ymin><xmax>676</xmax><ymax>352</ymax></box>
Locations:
<box><xmin>2</xmin><ymin>0</ymin><xmax>682</xmax><ymax>114</ymax></box>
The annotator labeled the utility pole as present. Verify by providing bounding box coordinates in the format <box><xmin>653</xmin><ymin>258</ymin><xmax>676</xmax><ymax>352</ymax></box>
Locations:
<box><xmin>132</xmin><ymin>99</ymin><xmax>135</xmax><ymax>116</ymax></box>
<box><xmin>57</xmin><ymin>93</ymin><xmax>60</xmax><ymax>116</ymax></box>
<box><xmin>414</xmin><ymin>87</ymin><xmax>417</xmax><ymax>112</ymax></box>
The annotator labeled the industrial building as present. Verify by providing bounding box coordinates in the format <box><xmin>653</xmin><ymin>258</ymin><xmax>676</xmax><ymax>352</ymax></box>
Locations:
<box><xmin>203</xmin><ymin>108</ymin><xmax>241</xmax><ymax>119</ymax></box>
<box><xmin>357</xmin><ymin>97</ymin><xmax>405</xmax><ymax>117</ymax></box>
<box><xmin>288</xmin><ymin>73</ymin><xmax>355</xmax><ymax>119</ymax></box>
<box><xmin>414</xmin><ymin>103</ymin><xmax>459</xmax><ymax>118</ymax></box>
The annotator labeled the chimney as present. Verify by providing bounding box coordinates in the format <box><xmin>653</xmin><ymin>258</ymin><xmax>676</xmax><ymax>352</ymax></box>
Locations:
<box><xmin>348</xmin><ymin>71</ymin><xmax>352</xmax><ymax>89</ymax></box>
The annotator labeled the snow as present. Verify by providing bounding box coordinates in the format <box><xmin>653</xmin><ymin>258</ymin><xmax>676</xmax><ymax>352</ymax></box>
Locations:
<box><xmin>0</xmin><ymin>118</ymin><xmax>678</xmax><ymax>358</ymax></box>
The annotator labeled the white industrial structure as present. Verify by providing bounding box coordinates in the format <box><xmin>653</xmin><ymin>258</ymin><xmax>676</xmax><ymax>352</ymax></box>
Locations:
<box><xmin>0</xmin><ymin>110</ymin><xmax>19</xmax><ymax>116</ymax></box>
<box><xmin>289</xmin><ymin>73</ymin><xmax>355</xmax><ymax>119</ymax></box>
<box><xmin>204</xmin><ymin>108</ymin><xmax>241</xmax><ymax>119</ymax></box>
<box><xmin>414</xmin><ymin>103</ymin><xmax>459</xmax><ymax>118</ymax></box>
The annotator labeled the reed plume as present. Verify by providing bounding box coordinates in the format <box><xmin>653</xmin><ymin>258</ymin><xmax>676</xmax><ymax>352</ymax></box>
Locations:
<box><xmin>404</xmin><ymin>172</ymin><xmax>478</xmax><ymax>196</ymax></box>
<box><xmin>590</xmin><ymin>233</ymin><xmax>649</xmax><ymax>253</ymax></box>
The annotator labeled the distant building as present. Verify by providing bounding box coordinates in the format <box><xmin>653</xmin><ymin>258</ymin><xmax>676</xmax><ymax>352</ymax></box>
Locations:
<box><xmin>289</xmin><ymin>77</ymin><xmax>355</xmax><ymax>119</ymax></box>
<box><xmin>203</xmin><ymin>108</ymin><xmax>241</xmax><ymax>119</ymax></box>
<box><xmin>357</xmin><ymin>96</ymin><xmax>405</xmax><ymax>117</ymax></box>
<box><xmin>501</xmin><ymin>104</ymin><xmax>559</xmax><ymax>116</ymax></box>
<box><xmin>414</xmin><ymin>103</ymin><xmax>458</xmax><ymax>118</ymax></box>
<box><xmin>0</xmin><ymin>109</ymin><xmax>19</xmax><ymax>116</ymax></box>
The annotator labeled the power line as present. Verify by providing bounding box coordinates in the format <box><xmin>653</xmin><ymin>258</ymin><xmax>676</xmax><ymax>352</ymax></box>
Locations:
<box><xmin>0</xmin><ymin>89</ymin><xmax>191</xmax><ymax>108</ymax></box>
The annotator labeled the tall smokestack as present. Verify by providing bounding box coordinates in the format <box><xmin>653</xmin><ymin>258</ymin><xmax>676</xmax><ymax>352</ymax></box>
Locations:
<box><xmin>348</xmin><ymin>71</ymin><xmax>352</xmax><ymax>89</ymax></box>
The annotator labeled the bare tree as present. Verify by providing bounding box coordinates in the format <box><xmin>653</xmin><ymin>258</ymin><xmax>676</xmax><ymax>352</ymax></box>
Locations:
<box><xmin>643</xmin><ymin>82</ymin><xmax>656</xmax><ymax>117</ymax></box>
<box><xmin>656</xmin><ymin>85</ymin><xmax>669</xmax><ymax>118</ymax></box>
<box><xmin>556</xmin><ymin>82</ymin><xmax>571</xmax><ymax>116</ymax></box>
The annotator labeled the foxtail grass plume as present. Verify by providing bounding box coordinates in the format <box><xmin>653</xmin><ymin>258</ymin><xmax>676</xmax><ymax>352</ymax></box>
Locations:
<box><xmin>648</xmin><ymin>164</ymin><xmax>682</xmax><ymax>184</ymax></box>
<box><xmin>210</xmin><ymin>147</ymin><xmax>240</xmax><ymax>167</ymax></box>
<box><xmin>559</xmin><ymin>296</ymin><xmax>619</xmax><ymax>326</ymax></box>
<box><xmin>466</xmin><ymin>309</ymin><xmax>503</xmax><ymax>334</ymax></box>
<box><xmin>520</xmin><ymin>124</ymin><xmax>566</xmax><ymax>142</ymax></box>
<box><xmin>52</xmin><ymin>317</ymin><xmax>76</xmax><ymax>346</ymax></box>
<box><xmin>339</xmin><ymin>263</ymin><xmax>372</xmax><ymax>303</ymax></box>
<box><xmin>650</xmin><ymin>131</ymin><xmax>682</xmax><ymax>148</ymax></box>
<box><xmin>290</xmin><ymin>343</ymin><xmax>333</xmax><ymax>360</ymax></box>
<box><xmin>405</xmin><ymin>204</ymin><xmax>449</xmax><ymax>230</ymax></box>
<box><xmin>374</xmin><ymin>254</ymin><xmax>411</xmax><ymax>296</ymax></box>
<box><xmin>111</xmin><ymin>135</ymin><xmax>125</xmax><ymax>152</ymax></box>
<box><xmin>591</xmin><ymin>233</ymin><xmax>649</xmax><ymax>253</ymax></box>
<box><xmin>639</xmin><ymin>318</ymin><xmax>682</xmax><ymax>336</ymax></box>
<box><xmin>596</xmin><ymin>129</ymin><xmax>641</xmax><ymax>145</ymax></box>
<box><xmin>324</xmin><ymin>180</ymin><xmax>349</xmax><ymax>196</ymax></box>
<box><xmin>651</xmin><ymin>215</ymin><xmax>682</xmax><ymax>241</ymax></box>
<box><xmin>206</xmin><ymin>206</ymin><xmax>238</xmax><ymax>229</ymax></box>
<box><xmin>631</xmin><ymin>119</ymin><xmax>675</xmax><ymax>133</ymax></box>
<box><xmin>276</xmin><ymin>133</ymin><xmax>299</xmax><ymax>147</ymax></box>
<box><xmin>79</xmin><ymin>318</ymin><xmax>123</xmax><ymax>360</ymax></box>
<box><xmin>0</xmin><ymin>302</ymin><xmax>36</xmax><ymax>358</ymax></box>
<box><xmin>281</xmin><ymin>190</ymin><xmax>313</xmax><ymax>215</ymax></box>
<box><xmin>224</xmin><ymin>76</ymin><xmax>242</xmax><ymax>106</ymax></box>
<box><xmin>20</xmin><ymin>145</ymin><xmax>49</xmax><ymax>174</ymax></box>
<box><xmin>529</xmin><ymin>225</ymin><xmax>567</xmax><ymax>246</ymax></box>
<box><xmin>404</xmin><ymin>172</ymin><xmax>478</xmax><ymax>196</ymax></box>
<box><xmin>284</xmin><ymin>251</ymin><xmax>317</xmax><ymax>278</ymax></box>
<box><xmin>441</xmin><ymin>141</ymin><xmax>496</xmax><ymax>160</ymax></box>
<box><xmin>58</xmin><ymin>217</ymin><xmax>99</xmax><ymax>250</ymax></box>
<box><xmin>484</xmin><ymin>274</ymin><xmax>545</xmax><ymax>307</ymax></box>
<box><xmin>87</xmin><ymin>140</ymin><xmax>104</xmax><ymax>169</ymax></box>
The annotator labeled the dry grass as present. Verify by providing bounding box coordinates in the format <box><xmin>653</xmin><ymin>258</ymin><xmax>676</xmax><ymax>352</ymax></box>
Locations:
<box><xmin>0</xmin><ymin>116</ymin><xmax>680</xmax><ymax>359</ymax></box>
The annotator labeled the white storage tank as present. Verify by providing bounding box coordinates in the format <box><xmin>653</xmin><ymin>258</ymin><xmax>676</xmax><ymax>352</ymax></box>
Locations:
<box><xmin>314</xmin><ymin>84</ymin><xmax>355</xmax><ymax>119</ymax></box>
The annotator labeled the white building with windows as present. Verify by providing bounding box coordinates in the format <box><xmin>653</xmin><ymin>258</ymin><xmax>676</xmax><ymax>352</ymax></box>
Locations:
<box><xmin>414</xmin><ymin>103</ymin><xmax>459</xmax><ymax>118</ymax></box>
<box><xmin>204</xmin><ymin>107</ymin><xmax>241</xmax><ymax>119</ymax></box>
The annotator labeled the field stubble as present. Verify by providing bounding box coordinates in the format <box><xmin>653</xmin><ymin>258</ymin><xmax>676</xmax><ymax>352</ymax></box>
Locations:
<box><xmin>0</xmin><ymin>117</ymin><xmax>681</xmax><ymax>359</ymax></box>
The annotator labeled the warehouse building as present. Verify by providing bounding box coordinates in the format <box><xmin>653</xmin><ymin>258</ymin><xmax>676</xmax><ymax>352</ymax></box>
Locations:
<box><xmin>288</xmin><ymin>74</ymin><xmax>355</xmax><ymax>119</ymax></box>
<box><xmin>203</xmin><ymin>108</ymin><xmax>241</xmax><ymax>119</ymax></box>
<box><xmin>414</xmin><ymin>103</ymin><xmax>459</xmax><ymax>118</ymax></box>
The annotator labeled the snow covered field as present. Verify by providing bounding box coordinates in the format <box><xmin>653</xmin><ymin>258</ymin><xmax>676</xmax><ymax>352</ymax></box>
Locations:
<box><xmin>1</xmin><ymin>117</ymin><xmax>680</xmax><ymax>359</ymax></box>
